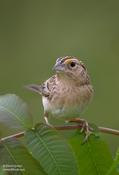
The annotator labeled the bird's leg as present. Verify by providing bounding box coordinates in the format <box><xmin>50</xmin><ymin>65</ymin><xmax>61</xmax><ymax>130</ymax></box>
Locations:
<box><xmin>66</xmin><ymin>118</ymin><xmax>93</xmax><ymax>142</ymax></box>
<box><xmin>44</xmin><ymin>112</ymin><xmax>53</xmax><ymax>127</ymax></box>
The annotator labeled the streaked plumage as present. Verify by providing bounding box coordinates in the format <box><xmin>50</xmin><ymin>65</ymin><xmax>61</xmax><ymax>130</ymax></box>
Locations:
<box><xmin>26</xmin><ymin>56</ymin><xmax>93</xmax><ymax>125</ymax></box>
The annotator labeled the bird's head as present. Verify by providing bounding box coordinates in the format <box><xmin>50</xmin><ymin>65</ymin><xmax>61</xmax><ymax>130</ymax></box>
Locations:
<box><xmin>53</xmin><ymin>56</ymin><xmax>90</xmax><ymax>85</ymax></box>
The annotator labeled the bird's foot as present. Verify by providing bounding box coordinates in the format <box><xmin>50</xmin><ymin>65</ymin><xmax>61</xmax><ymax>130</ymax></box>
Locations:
<box><xmin>80</xmin><ymin>119</ymin><xmax>93</xmax><ymax>143</ymax></box>
<box><xmin>66</xmin><ymin>118</ymin><xmax>94</xmax><ymax>143</ymax></box>
<box><xmin>44</xmin><ymin>116</ymin><xmax>54</xmax><ymax>128</ymax></box>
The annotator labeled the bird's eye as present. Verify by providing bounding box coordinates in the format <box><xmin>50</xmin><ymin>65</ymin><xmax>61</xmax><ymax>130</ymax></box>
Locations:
<box><xmin>70</xmin><ymin>62</ymin><xmax>76</xmax><ymax>67</ymax></box>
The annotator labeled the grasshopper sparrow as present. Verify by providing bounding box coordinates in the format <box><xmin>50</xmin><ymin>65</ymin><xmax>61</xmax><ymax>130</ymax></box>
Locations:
<box><xmin>26</xmin><ymin>56</ymin><xmax>94</xmax><ymax>138</ymax></box>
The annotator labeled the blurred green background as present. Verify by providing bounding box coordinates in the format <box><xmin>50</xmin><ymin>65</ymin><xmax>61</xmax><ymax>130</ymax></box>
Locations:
<box><xmin>0</xmin><ymin>0</ymin><xmax>119</xmax><ymax>153</ymax></box>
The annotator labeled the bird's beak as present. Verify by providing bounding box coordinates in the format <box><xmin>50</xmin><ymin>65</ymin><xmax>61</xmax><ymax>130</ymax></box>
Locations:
<box><xmin>52</xmin><ymin>62</ymin><xmax>64</xmax><ymax>72</ymax></box>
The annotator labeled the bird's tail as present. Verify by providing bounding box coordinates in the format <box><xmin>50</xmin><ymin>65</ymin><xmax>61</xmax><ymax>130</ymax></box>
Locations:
<box><xmin>24</xmin><ymin>84</ymin><xmax>41</xmax><ymax>94</ymax></box>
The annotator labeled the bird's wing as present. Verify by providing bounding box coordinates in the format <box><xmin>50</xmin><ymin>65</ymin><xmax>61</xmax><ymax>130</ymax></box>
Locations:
<box><xmin>25</xmin><ymin>75</ymin><xmax>56</xmax><ymax>97</ymax></box>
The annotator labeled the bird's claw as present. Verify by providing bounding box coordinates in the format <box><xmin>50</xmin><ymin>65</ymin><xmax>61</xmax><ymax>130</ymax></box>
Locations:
<box><xmin>44</xmin><ymin>116</ymin><xmax>54</xmax><ymax>128</ymax></box>
<box><xmin>66</xmin><ymin>118</ymin><xmax>94</xmax><ymax>142</ymax></box>
<box><xmin>79</xmin><ymin>119</ymin><xmax>93</xmax><ymax>142</ymax></box>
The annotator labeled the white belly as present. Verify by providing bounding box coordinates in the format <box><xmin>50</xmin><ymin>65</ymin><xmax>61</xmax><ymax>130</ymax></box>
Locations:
<box><xmin>42</xmin><ymin>96</ymin><xmax>51</xmax><ymax>112</ymax></box>
<box><xmin>42</xmin><ymin>96</ymin><xmax>83</xmax><ymax>119</ymax></box>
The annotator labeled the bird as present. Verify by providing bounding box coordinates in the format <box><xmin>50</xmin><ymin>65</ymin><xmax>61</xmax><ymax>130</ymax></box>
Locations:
<box><xmin>25</xmin><ymin>56</ymin><xmax>94</xmax><ymax>139</ymax></box>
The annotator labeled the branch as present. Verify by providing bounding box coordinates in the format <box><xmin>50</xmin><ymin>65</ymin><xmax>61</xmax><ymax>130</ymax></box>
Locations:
<box><xmin>0</xmin><ymin>124</ymin><xmax>119</xmax><ymax>143</ymax></box>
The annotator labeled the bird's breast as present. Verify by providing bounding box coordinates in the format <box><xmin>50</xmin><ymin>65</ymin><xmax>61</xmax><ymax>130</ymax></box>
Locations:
<box><xmin>42</xmin><ymin>84</ymin><xmax>93</xmax><ymax>118</ymax></box>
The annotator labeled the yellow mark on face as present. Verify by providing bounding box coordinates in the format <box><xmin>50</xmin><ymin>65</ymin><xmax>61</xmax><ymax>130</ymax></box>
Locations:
<box><xmin>64</xmin><ymin>58</ymin><xmax>79</xmax><ymax>64</ymax></box>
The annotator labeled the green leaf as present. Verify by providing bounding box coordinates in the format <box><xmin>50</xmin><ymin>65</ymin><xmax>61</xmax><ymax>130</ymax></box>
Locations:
<box><xmin>0</xmin><ymin>94</ymin><xmax>33</xmax><ymax>137</ymax></box>
<box><xmin>106</xmin><ymin>148</ymin><xmax>119</xmax><ymax>175</ymax></box>
<box><xmin>0</xmin><ymin>167</ymin><xmax>5</xmax><ymax>175</ymax></box>
<box><xmin>0</xmin><ymin>138</ymin><xmax>46</xmax><ymax>175</ymax></box>
<box><xmin>25</xmin><ymin>124</ymin><xmax>78</xmax><ymax>175</ymax></box>
<box><xmin>69</xmin><ymin>131</ymin><xmax>113</xmax><ymax>175</ymax></box>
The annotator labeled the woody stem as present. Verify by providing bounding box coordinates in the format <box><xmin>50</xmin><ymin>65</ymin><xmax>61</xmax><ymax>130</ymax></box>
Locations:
<box><xmin>0</xmin><ymin>124</ymin><xmax>119</xmax><ymax>142</ymax></box>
